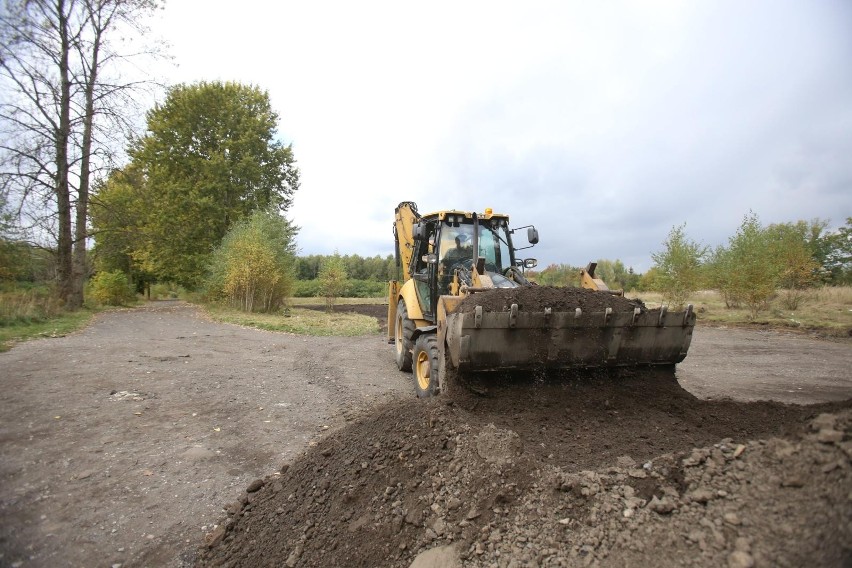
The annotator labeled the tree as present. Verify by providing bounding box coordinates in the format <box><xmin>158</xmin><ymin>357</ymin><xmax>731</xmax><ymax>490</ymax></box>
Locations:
<box><xmin>766</xmin><ymin>222</ymin><xmax>820</xmax><ymax>309</ymax></box>
<box><xmin>530</xmin><ymin>263</ymin><xmax>581</xmax><ymax>287</ymax></box>
<box><xmin>318</xmin><ymin>252</ymin><xmax>347</xmax><ymax>312</ymax></box>
<box><xmin>0</xmin><ymin>0</ymin><xmax>158</xmax><ymax>307</ymax></box>
<box><xmin>722</xmin><ymin>212</ymin><xmax>778</xmax><ymax>318</ymax></box>
<box><xmin>823</xmin><ymin>218</ymin><xmax>852</xmax><ymax>285</ymax></box>
<box><xmin>650</xmin><ymin>224</ymin><xmax>707</xmax><ymax>309</ymax></box>
<box><xmin>89</xmin><ymin>165</ymin><xmax>156</xmax><ymax>293</ymax></box>
<box><xmin>594</xmin><ymin>259</ymin><xmax>639</xmax><ymax>292</ymax></box>
<box><xmin>205</xmin><ymin>210</ymin><xmax>298</xmax><ymax>313</ymax></box>
<box><xmin>129</xmin><ymin>81</ymin><xmax>299</xmax><ymax>288</ymax></box>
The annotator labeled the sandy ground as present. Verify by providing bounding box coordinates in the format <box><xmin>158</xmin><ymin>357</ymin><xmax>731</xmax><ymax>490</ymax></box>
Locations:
<box><xmin>0</xmin><ymin>300</ymin><xmax>850</xmax><ymax>567</ymax></box>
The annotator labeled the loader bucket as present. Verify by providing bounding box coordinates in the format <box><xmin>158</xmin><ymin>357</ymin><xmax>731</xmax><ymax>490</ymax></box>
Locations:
<box><xmin>444</xmin><ymin>303</ymin><xmax>695</xmax><ymax>372</ymax></box>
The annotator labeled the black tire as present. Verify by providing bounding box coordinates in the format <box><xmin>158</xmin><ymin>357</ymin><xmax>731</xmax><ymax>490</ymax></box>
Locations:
<box><xmin>413</xmin><ymin>334</ymin><xmax>440</xmax><ymax>398</ymax></box>
<box><xmin>394</xmin><ymin>299</ymin><xmax>415</xmax><ymax>372</ymax></box>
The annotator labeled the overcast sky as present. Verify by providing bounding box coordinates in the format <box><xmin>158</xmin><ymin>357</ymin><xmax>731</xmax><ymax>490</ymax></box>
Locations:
<box><xmin>153</xmin><ymin>0</ymin><xmax>852</xmax><ymax>271</ymax></box>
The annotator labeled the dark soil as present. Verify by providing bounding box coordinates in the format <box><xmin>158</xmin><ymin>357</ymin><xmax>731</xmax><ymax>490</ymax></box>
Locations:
<box><xmin>197</xmin><ymin>370</ymin><xmax>852</xmax><ymax>568</ymax></box>
<box><xmin>457</xmin><ymin>286</ymin><xmax>646</xmax><ymax>314</ymax></box>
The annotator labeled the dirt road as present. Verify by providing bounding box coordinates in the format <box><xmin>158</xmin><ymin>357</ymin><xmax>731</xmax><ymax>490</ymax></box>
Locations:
<box><xmin>0</xmin><ymin>301</ymin><xmax>850</xmax><ymax>567</ymax></box>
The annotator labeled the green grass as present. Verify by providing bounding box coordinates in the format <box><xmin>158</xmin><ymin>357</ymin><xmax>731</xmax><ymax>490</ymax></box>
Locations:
<box><xmin>205</xmin><ymin>304</ymin><xmax>381</xmax><ymax>336</ymax></box>
<box><xmin>628</xmin><ymin>287</ymin><xmax>852</xmax><ymax>336</ymax></box>
<box><xmin>0</xmin><ymin>309</ymin><xmax>95</xmax><ymax>352</ymax></box>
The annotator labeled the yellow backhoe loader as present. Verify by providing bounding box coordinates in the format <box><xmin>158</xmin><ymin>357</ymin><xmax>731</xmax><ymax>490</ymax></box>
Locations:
<box><xmin>388</xmin><ymin>201</ymin><xmax>696</xmax><ymax>397</ymax></box>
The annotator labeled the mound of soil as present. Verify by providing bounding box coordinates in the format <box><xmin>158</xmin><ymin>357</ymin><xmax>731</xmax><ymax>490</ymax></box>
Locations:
<box><xmin>457</xmin><ymin>286</ymin><xmax>646</xmax><ymax>314</ymax></box>
<box><xmin>196</xmin><ymin>371</ymin><xmax>851</xmax><ymax>567</ymax></box>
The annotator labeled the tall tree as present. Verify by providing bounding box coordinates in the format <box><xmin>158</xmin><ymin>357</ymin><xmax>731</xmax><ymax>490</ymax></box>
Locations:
<box><xmin>651</xmin><ymin>224</ymin><xmax>707</xmax><ymax>309</ymax></box>
<box><xmin>722</xmin><ymin>212</ymin><xmax>778</xmax><ymax>317</ymax></box>
<box><xmin>129</xmin><ymin>81</ymin><xmax>299</xmax><ymax>288</ymax></box>
<box><xmin>0</xmin><ymin>0</ymin><xmax>158</xmax><ymax>307</ymax></box>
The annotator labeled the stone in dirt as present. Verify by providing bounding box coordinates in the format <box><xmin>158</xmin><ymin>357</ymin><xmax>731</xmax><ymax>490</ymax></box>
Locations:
<box><xmin>409</xmin><ymin>544</ymin><xmax>460</xmax><ymax>568</ymax></box>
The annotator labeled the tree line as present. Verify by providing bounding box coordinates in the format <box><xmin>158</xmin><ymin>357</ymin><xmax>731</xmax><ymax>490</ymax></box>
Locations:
<box><xmin>648</xmin><ymin>214</ymin><xmax>851</xmax><ymax>315</ymax></box>
<box><xmin>1</xmin><ymin>1</ymin><xmax>848</xmax><ymax>316</ymax></box>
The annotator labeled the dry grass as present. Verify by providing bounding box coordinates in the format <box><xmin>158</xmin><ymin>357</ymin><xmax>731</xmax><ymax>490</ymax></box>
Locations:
<box><xmin>628</xmin><ymin>287</ymin><xmax>852</xmax><ymax>335</ymax></box>
<box><xmin>205</xmin><ymin>305</ymin><xmax>381</xmax><ymax>336</ymax></box>
<box><xmin>0</xmin><ymin>286</ymin><xmax>96</xmax><ymax>351</ymax></box>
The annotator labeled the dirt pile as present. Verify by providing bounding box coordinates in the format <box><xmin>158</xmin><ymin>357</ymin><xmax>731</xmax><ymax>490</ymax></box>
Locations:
<box><xmin>196</xmin><ymin>371</ymin><xmax>851</xmax><ymax>567</ymax></box>
<box><xmin>457</xmin><ymin>286</ymin><xmax>646</xmax><ymax>314</ymax></box>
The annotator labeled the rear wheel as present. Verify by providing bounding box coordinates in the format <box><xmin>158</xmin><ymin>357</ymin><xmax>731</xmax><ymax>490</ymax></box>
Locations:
<box><xmin>413</xmin><ymin>334</ymin><xmax>440</xmax><ymax>398</ymax></box>
<box><xmin>395</xmin><ymin>299</ymin><xmax>415</xmax><ymax>372</ymax></box>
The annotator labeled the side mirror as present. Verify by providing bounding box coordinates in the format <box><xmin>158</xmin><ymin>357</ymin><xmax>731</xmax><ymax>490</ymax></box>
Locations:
<box><xmin>527</xmin><ymin>227</ymin><xmax>539</xmax><ymax>244</ymax></box>
<box><xmin>524</xmin><ymin>258</ymin><xmax>538</xmax><ymax>269</ymax></box>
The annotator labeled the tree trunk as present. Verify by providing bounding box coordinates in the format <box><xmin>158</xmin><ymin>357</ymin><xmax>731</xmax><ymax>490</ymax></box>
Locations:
<box><xmin>71</xmin><ymin>9</ymin><xmax>104</xmax><ymax>309</ymax></box>
<box><xmin>56</xmin><ymin>0</ymin><xmax>74</xmax><ymax>307</ymax></box>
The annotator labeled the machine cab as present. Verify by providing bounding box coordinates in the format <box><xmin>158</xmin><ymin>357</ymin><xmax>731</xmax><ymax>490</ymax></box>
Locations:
<box><xmin>409</xmin><ymin>210</ymin><xmax>520</xmax><ymax>321</ymax></box>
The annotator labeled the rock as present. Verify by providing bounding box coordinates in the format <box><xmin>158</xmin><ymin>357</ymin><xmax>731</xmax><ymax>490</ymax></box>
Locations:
<box><xmin>205</xmin><ymin>526</ymin><xmax>226</xmax><ymax>548</ymax></box>
<box><xmin>285</xmin><ymin>544</ymin><xmax>303</xmax><ymax>568</ymax></box>
<box><xmin>734</xmin><ymin>537</ymin><xmax>751</xmax><ymax>552</ymax></box>
<box><xmin>447</xmin><ymin>497</ymin><xmax>462</xmax><ymax>511</ymax></box>
<box><xmin>648</xmin><ymin>496</ymin><xmax>676</xmax><ymax>514</ymax></box>
<box><xmin>817</xmin><ymin>429</ymin><xmax>844</xmax><ymax>444</ymax></box>
<box><xmin>688</xmin><ymin>488</ymin><xmax>715</xmax><ymax>504</ymax></box>
<box><xmin>727</xmin><ymin>550</ymin><xmax>755</xmax><ymax>568</ymax></box>
<box><xmin>772</xmin><ymin>439</ymin><xmax>797</xmax><ymax>458</ymax></box>
<box><xmin>811</xmin><ymin>413</ymin><xmax>837</xmax><ymax>432</ymax></box>
<box><xmin>181</xmin><ymin>447</ymin><xmax>215</xmax><ymax>460</ymax></box>
<box><xmin>616</xmin><ymin>455</ymin><xmax>636</xmax><ymax>468</ymax></box>
<box><xmin>780</xmin><ymin>476</ymin><xmax>805</xmax><ymax>488</ymax></box>
<box><xmin>474</xmin><ymin>424</ymin><xmax>522</xmax><ymax>464</ymax></box>
<box><xmin>246</xmin><ymin>479</ymin><xmax>265</xmax><ymax>493</ymax></box>
<box><xmin>723</xmin><ymin>512</ymin><xmax>741</xmax><ymax>526</ymax></box>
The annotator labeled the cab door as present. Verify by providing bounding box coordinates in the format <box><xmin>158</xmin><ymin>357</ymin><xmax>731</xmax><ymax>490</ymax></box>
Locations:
<box><xmin>411</xmin><ymin>221</ymin><xmax>436</xmax><ymax>322</ymax></box>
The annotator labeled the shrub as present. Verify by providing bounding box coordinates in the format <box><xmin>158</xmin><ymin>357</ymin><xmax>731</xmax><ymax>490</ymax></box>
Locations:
<box><xmin>205</xmin><ymin>211</ymin><xmax>298</xmax><ymax>313</ymax></box>
<box><xmin>89</xmin><ymin>270</ymin><xmax>135</xmax><ymax>306</ymax></box>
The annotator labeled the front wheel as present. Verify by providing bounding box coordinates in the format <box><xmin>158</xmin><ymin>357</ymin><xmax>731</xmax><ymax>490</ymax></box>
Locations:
<box><xmin>413</xmin><ymin>334</ymin><xmax>440</xmax><ymax>398</ymax></box>
<box><xmin>395</xmin><ymin>299</ymin><xmax>415</xmax><ymax>372</ymax></box>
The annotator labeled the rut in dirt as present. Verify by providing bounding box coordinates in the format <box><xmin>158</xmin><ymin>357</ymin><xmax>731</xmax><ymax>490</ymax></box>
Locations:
<box><xmin>196</xmin><ymin>369</ymin><xmax>851</xmax><ymax>568</ymax></box>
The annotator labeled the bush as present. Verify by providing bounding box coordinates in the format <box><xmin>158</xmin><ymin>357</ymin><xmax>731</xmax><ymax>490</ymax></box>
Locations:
<box><xmin>89</xmin><ymin>270</ymin><xmax>135</xmax><ymax>306</ymax></box>
<box><xmin>205</xmin><ymin>211</ymin><xmax>298</xmax><ymax>313</ymax></box>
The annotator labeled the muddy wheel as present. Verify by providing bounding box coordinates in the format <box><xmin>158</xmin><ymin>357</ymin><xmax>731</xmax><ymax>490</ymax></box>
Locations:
<box><xmin>395</xmin><ymin>299</ymin><xmax>415</xmax><ymax>372</ymax></box>
<box><xmin>413</xmin><ymin>334</ymin><xmax>440</xmax><ymax>398</ymax></box>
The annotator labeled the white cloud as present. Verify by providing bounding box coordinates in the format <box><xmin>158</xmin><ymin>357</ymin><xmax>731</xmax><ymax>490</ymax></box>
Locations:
<box><xmin>153</xmin><ymin>0</ymin><xmax>852</xmax><ymax>271</ymax></box>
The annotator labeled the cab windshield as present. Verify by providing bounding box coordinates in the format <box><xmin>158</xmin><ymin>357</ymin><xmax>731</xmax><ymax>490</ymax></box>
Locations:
<box><xmin>439</xmin><ymin>220</ymin><xmax>513</xmax><ymax>272</ymax></box>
